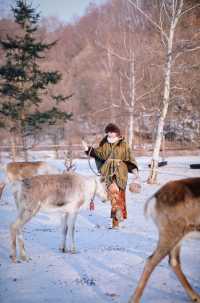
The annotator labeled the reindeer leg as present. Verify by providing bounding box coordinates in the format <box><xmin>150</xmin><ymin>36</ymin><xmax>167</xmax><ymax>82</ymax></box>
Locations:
<box><xmin>10</xmin><ymin>205</ymin><xmax>40</xmax><ymax>262</ymax></box>
<box><xmin>129</xmin><ymin>233</ymin><xmax>179</xmax><ymax>303</ymax></box>
<box><xmin>10</xmin><ymin>219</ymin><xmax>19</xmax><ymax>263</ymax></box>
<box><xmin>59</xmin><ymin>213</ymin><xmax>68</xmax><ymax>253</ymax></box>
<box><xmin>129</xmin><ymin>249</ymin><xmax>168</xmax><ymax>303</ymax></box>
<box><xmin>67</xmin><ymin>212</ymin><xmax>78</xmax><ymax>254</ymax></box>
<box><xmin>169</xmin><ymin>244</ymin><xmax>200</xmax><ymax>303</ymax></box>
<box><xmin>10</xmin><ymin>210</ymin><xmax>30</xmax><ymax>262</ymax></box>
<box><xmin>18</xmin><ymin>232</ymin><xmax>29</xmax><ymax>262</ymax></box>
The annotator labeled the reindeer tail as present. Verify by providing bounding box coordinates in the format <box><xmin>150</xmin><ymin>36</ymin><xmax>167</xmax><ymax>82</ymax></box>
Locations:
<box><xmin>144</xmin><ymin>193</ymin><xmax>157</xmax><ymax>221</ymax></box>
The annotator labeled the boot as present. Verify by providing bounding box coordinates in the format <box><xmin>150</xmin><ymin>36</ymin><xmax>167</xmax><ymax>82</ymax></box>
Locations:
<box><xmin>112</xmin><ymin>217</ymin><xmax>119</xmax><ymax>229</ymax></box>
<box><xmin>116</xmin><ymin>208</ymin><xmax>123</xmax><ymax>222</ymax></box>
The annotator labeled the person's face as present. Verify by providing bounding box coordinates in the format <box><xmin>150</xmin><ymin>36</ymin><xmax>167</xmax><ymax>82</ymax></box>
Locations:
<box><xmin>107</xmin><ymin>132</ymin><xmax>118</xmax><ymax>139</ymax></box>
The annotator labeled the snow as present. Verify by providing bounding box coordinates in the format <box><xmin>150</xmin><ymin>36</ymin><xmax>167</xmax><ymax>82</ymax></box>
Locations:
<box><xmin>0</xmin><ymin>156</ymin><xmax>200</xmax><ymax>303</ymax></box>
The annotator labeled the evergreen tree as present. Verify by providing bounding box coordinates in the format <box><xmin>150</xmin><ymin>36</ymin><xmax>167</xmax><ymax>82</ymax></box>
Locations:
<box><xmin>0</xmin><ymin>0</ymin><xmax>72</xmax><ymax>160</ymax></box>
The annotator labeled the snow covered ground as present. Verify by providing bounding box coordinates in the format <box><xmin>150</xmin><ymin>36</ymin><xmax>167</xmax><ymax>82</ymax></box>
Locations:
<box><xmin>0</xmin><ymin>156</ymin><xmax>200</xmax><ymax>303</ymax></box>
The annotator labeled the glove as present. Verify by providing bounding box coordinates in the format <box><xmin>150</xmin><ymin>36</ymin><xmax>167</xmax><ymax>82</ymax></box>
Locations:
<box><xmin>132</xmin><ymin>168</ymin><xmax>139</xmax><ymax>178</ymax></box>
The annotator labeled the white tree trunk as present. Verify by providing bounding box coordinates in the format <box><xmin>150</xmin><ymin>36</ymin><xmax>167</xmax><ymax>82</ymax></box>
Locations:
<box><xmin>148</xmin><ymin>0</ymin><xmax>184</xmax><ymax>183</ymax></box>
<box><xmin>128</xmin><ymin>51</ymin><xmax>135</xmax><ymax>149</ymax></box>
<box><xmin>21</xmin><ymin>133</ymin><xmax>28</xmax><ymax>161</ymax></box>
<box><xmin>107</xmin><ymin>45</ymin><xmax>115</xmax><ymax>122</ymax></box>
<box><xmin>10</xmin><ymin>134</ymin><xmax>17</xmax><ymax>162</ymax></box>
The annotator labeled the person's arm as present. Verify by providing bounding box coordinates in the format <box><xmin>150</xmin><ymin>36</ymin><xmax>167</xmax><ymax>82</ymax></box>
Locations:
<box><xmin>123</xmin><ymin>143</ymin><xmax>138</xmax><ymax>173</ymax></box>
<box><xmin>82</xmin><ymin>139</ymin><xmax>105</xmax><ymax>160</ymax></box>
<box><xmin>82</xmin><ymin>139</ymin><xmax>105</xmax><ymax>172</ymax></box>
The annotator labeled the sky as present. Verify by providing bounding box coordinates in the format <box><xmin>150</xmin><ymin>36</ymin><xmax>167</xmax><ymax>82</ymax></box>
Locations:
<box><xmin>0</xmin><ymin>0</ymin><xmax>107</xmax><ymax>23</ymax></box>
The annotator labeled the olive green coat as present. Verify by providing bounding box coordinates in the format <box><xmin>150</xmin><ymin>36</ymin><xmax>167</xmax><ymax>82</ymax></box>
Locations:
<box><xmin>88</xmin><ymin>136</ymin><xmax>138</xmax><ymax>190</ymax></box>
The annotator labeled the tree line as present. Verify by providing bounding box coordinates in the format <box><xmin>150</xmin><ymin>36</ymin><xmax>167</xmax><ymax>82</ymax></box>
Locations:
<box><xmin>0</xmin><ymin>0</ymin><xmax>200</xmax><ymax>181</ymax></box>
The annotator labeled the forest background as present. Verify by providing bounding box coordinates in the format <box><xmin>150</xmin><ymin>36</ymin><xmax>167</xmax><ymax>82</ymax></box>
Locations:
<box><xmin>0</xmin><ymin>0</ymin><xmax>200</xmax><ymax>160</ymax></box>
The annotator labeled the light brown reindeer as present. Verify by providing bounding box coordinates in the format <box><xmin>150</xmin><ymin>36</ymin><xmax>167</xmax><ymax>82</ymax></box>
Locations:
<box><xmin>129</xmin><ymin>177</ymin><xmax>200</xmax><ymax>303</ymax></box>
<box><xmin>6</xmin><ymin>161</ymin><xmax>59</xmax><ymax>181</ymax></box>
<box><xmin>10</xmin><ymin>172</ymin><xmax>108</xmax><ymax>262</ymax></box>
<box><xmin>0</xmin><ymin>161</ymin><xmax>59</xmax><ymax>199</ymax></box>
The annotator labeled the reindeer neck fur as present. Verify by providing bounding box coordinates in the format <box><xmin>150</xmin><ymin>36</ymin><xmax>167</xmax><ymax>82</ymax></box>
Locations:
<box><xmin>83</xmin><ymin>176</ymin><xmax>98</xmax><ymax>203</ymax></box>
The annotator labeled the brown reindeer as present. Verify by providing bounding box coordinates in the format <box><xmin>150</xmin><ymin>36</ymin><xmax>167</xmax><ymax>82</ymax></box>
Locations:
<box><xmin>129</xmin><ymin>177</ymin><xmax>200</xmax><ymax>303</ymax></box>
<box><xmin>0</xmin><ymin>161</ymin><xmax>59</xmax><ymax>199</ymax></box>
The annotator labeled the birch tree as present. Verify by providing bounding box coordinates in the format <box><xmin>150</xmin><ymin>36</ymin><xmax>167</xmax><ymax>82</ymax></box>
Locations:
<box><xmin>95</xmin><ymin>1</ymin><xmax>158</xmax><ymax>148</ymax></box>
<box><xmin>128</xmin><ymin>0</ymin><xmax>200</xmax><ymax>183</ymax></box>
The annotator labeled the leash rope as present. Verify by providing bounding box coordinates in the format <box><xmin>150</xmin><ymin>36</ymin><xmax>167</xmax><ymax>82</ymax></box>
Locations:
<box><xmin>89</xmin><ymin>178</ymin><xmax>97</xmax><ymax>211</ymax></box>
<box><xmin>87</xmin><ymin>145</ymin><xmax>101</xmax><ymax>177</ymax></box>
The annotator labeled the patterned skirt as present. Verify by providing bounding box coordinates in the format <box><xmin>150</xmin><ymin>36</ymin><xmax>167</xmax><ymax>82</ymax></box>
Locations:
<box><xmin>108</xmin><ymin>182</ymin><xmax>127</xmax><ymax>221</ymax></box>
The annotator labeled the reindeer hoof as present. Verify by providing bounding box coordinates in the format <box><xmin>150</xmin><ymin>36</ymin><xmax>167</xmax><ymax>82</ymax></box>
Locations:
<box><xmin>20</xmin><ymin>255</ymin><xmax>31</xmax><ymax>262</ymax></box>
<box><xmin>10</xmin><ymin>255</ymin><xmax>17</xmax><ymax>263</ymax></box>
<box><xmin>59</xmin><ymin>247</ymin><xmax>67</xmax><ymax>253</ymax></box>
<box><xmin>128</xmin><ymin>295</ymin><xmax>140</xmax><ymax>303</ymax></box>
<box><xmin>193</xmin><ymin>295</ymin><xmax>200</xmax><ymax>303</ymax></box>
<box><xmin>70</xmin><ymin>248</ymin><xmax>76</xmax><ymax>254</ymax></box>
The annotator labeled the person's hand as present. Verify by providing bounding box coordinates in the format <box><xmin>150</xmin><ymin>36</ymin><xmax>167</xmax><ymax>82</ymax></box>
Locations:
<box><xmin>82</xmin><ymin>140</ymin><xmax>88</xmax><ymax>151</ymax></box>
<box><xmin>132</xmin><ymin>168</ymin><xmax>139</xmax><ymax>179</ymax></box>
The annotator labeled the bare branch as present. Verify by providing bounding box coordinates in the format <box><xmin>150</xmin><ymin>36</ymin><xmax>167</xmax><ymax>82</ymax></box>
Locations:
<box><xmin>171</xmin><ymin>86</ymin><xmax>188</xmax><ymax>91</ymax></box>
<box><xmin>180</xmin><ymin>3</ymin><xmax>200</xmax><ymax>18</ymax></box>
<box><xmin>184</xmin><ymin>46</ymin><xmax>200</xmax><ymax>53</ymax></box>
<box><xmin>136</xmin><ymin>83</ymin><xmax>161</xmax><ymax>102</ymax></box>
<box><xmin>95</xmin><ymin>40</ymin><xmax>130</xmax><ymax>61</ymax></box>
<box><xmin>173</xmin><ymin>0</ymin><xmax>184</xmax><ymax>28</ymax></box>
<box><xmin>86</xmin><ymin>104</ymin><xmax>120</xmax><ymax>117</ymax></box>
<box><xmin>160</xmin><ymin>2</ymin><xmax>168</xmax><ymax>47</ymax></box>
<box><xmin>119</xmin><ymin>70</ymin><xmax>130</xmax><ymax>81</ymax></box>
<box><xmin>173</xmin><ymin>45</ymin><xmax>200</xmax><ymax>64</ymax></box>
<box><xmin>127</xmin><ymin>0</ymin><xmax>168</xmax><ymax>42</ymax></box>
<box><xmin>119</xmin><ymin>76</ymin><xmax>130</xmax><ymax>107</ymax></box>
<box><xmin>162</xmin><ymin>1</ymin><xmax>171</xmax><ymax>23</ymax></box>
<box><xmin>135</xmin><ymin>67</ymin><xmax>145</xmax><ymax>86</ymax></box>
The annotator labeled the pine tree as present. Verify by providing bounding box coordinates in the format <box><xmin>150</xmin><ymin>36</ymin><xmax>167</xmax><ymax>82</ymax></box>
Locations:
<box><xmin>0</xmin><ymin>0</ymin><xmax>72</xmax><ymax>160</ymax></box>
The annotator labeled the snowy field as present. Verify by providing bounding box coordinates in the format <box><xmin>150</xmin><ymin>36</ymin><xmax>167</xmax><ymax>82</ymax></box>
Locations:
<box><xmin>0</xmin><ymin>155</ymin><xmax>200</xmax><ymax>303</ymax></box>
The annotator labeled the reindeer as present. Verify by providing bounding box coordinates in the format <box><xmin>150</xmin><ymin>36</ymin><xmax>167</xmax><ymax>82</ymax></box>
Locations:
<box><xmin>10</xmin><ymin>172</ymin><xmax>108</xmax><ymax>262</ymax></box>
<box><xmin>5</xmin><ymin>161</ymin><xmax>59</xmax><ymax>181</ymax></box>
<box><xmin>0</xmin><ymin>161</ymin><xmax>59</xmax><ymax>199</ymax></box>
<box><xmin>129</xmin><ymin>177</ymin><xmax>200</xmax><ymax>303</ymax></box>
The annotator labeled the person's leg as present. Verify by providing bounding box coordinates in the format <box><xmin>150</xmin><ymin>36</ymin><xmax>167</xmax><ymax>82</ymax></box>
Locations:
<box><xmin>108</xmin><ymin>182</ymin><xmax>120</xmax><ymax>228</ymax></box>
<box><xmin>109</xmin><ymin>184</ymin><xmax>127</xmax><ymax>228</ymax></box>
<box><xmin>112</xmin><ymin>217</ymin><xmax>119</xmax><ymax>228</ymax></box>
<box><xmin>118</xmin><ymin>190</ymin><xmax>127</xmax><ymax>219</ymax></box>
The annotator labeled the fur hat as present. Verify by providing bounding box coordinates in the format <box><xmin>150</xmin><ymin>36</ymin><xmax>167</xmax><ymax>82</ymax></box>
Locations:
<box><xmin>104</xmin><ymin>123</ymin><xmax>121</xmax><ymax>136</ymax></box>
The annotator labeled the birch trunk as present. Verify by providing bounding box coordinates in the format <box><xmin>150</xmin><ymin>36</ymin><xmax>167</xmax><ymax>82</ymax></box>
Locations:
<box><xmin>128</xmin><ymin>51</ymin><xmax>135</xmax><ymax>149</ymax></box>
<box><xmin>21</xmin><ymin>133</ymin><xmax>28</xmax><ymax>161</ymax></box>
<box><xmin>148</xmin><ymin>0</ymin><xmax>184</xmax><ymax>184</ymax></box>
<box><xmin>107</xmin><ymin>46</ymin><xmax>115</xmax><ymax>122</ymax></box>
<box><xmin>10</xmin><ymin>134</ymin><xmax>17</xmax><ymax>162</ymax></box>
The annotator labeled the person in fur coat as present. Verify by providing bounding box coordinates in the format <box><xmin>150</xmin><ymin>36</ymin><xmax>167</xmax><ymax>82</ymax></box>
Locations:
<box><xmin>82</xmin><ymin>123</ymin><xmax>139</xmax><ymax>228</ymax></box>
